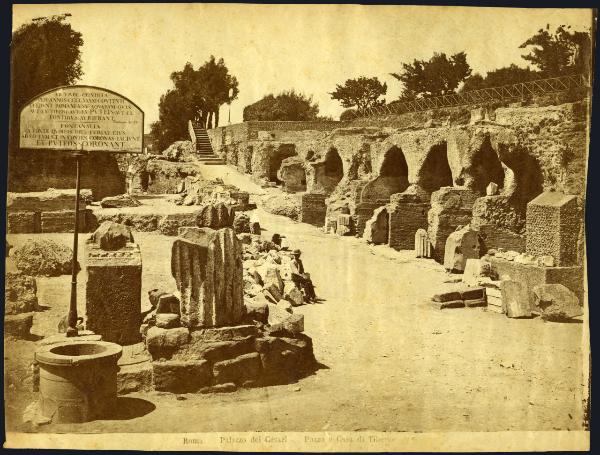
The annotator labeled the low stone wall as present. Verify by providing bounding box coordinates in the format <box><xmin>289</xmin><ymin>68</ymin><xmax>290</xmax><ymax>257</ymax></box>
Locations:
<box><xmin>387</xmin><ymin>195</ymin><xmax>430</xmax><ymax>251</ymax></box>
<box><xmin>299</xmin><ymin>193</ymin><xmax>327</xmax><ymax>227</ymax></box>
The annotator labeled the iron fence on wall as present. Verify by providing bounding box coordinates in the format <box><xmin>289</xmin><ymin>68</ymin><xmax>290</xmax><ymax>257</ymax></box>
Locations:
<box><xmin>359</xmin><ymin>74</ymin><xmax>590</xmax><ymax>118</ymax></box>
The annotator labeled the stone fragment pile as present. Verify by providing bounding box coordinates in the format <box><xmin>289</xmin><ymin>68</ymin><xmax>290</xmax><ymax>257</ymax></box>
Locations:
<box><xmin>174</xmin><ymin>178</ymin><xmax>255</xmax><ymax>212</ymax></box>
<box><xmin>133</xmin><ymin>226</ymin><xmax>316</xmax><ymax>394</ymax></box>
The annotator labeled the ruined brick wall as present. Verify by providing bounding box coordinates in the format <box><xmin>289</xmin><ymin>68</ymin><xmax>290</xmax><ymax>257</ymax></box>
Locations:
<box><xmin>300</xmin><ymin>193</ymin><xmax>327</xmax><ymax>227</ymax></box>
<box><xmin>387</xmin><ymin>197</ymin><xmax>430</xmax><ymax>251</ymax></box>
<box><xmin>8</xmin><ymin>150</ymin><xmax>126</xmax><ymax>200</ymax></box>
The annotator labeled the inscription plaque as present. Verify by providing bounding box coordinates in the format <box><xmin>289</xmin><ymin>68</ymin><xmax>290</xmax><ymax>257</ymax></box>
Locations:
<box><xmin>19</xmin><ymin>85</ymin><xmax>143</xmax><ymax>153</ymax></box>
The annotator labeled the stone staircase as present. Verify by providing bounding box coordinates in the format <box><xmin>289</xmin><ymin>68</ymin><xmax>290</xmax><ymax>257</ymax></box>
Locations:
<box><xmin>191</xmin><ymin>122</ymin><xmax>225</xmax><ymax>165</ymax></box>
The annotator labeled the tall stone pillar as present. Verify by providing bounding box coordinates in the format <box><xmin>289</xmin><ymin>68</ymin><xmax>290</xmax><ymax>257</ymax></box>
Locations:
<box><xmin>171</xmin><ymin>227</ymin><xmax>244</xmax><ymax>328</ymax></box>
<box><xmin>86</xmin><ymin>222</ymin><xmax>142</xmax><ymax>344</ymax></box>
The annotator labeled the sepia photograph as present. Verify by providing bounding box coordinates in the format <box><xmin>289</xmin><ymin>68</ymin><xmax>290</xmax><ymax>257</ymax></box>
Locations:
<box><xmin>3</xmin><ymin>3</ymin><xmax>595</xmax><ymax>451</ymax></box>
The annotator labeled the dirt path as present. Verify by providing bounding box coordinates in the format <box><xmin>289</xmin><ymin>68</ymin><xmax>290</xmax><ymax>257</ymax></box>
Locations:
<box><xmin>5</xmin><ymin>164</ymin><xmax>586</xmax><ymax>433</ymax></box>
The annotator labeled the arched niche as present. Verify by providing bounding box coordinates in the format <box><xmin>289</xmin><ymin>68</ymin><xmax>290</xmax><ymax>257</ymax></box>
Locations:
<box><xmin>267</xmin><ymin>144</ymin><xmax>297</xmax><ymax>184</ymax></box>
<box><xmin>313</xmin><ymin>148</ymin><xmax>344</xmax><ymax>194</ymax></box>
<box><xmin>417</xmin><ymin>142</ymin><xmax>453</xmax><ymax>194</ymax></box>
<box><xmin>360</xmin><ymin>145</ymin><xmax>409</xmax><ymax>202</ymax></box>
<box><xmin>467</xmin><ymin>136</ymin><xmax>505</xmax><ymax>194</ymax></box>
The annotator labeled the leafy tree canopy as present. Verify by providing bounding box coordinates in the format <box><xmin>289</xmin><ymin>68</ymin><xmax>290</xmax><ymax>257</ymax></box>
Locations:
<box><xmin>329</xmin><ymin>76</ymin><xmax>387</xmax><ymax>112</ymax></box>
<box><xmin>151</xmin><ymin>56</ymin><xmax>239</xmax><ymax>150</ymax></box>
<box><xmin>391</xmin><ymin>52</ymin><xmax>472</xmax><ymax>100</ymax></box>
<box><xmin>520</xmin><ymin>24</ymin><xmax>592</xmax><ymax>77</ymax></box>
<box><xmin>10</xmin><ymin>14</ymin><xmax>83</xmax><ymax>151</ymax></box>
<box><xmin>461</xmin><ymin>64</ymin><xmax>540</xmax><ymax>92</ymax></box>
<box><xmin>243</xmin><ymin>90</ymin><xmax>320</xmax><ymax>121</ymax></box>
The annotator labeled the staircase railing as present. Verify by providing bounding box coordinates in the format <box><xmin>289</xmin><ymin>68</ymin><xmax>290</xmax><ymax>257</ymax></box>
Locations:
<box><xmin>358</xmin><ymin>74</ymin><xmax>590</xmax><ymax>118</ymax></box>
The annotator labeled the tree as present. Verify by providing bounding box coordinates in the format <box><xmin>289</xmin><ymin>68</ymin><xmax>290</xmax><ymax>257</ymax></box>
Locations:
<box><xmin>339</xmin><ymin>108</ymin><xmax>359</xmax><ymax>121</ymax></box>
<box><xmin>391</xmin><ymin>52</ymin><xmax>472</xmax><ymax>100</ymax></box>
<box><xmin>195</xmin><ymin>56</ymin><xmax>239</xmax><ymax>128</ymax></box>
<box><xmin>243</xmin><ymin>90</ymin><xmax>320</xmax><ymax>121</ymax></box>
<box><xmin>461</xmin><ymin>65</ymin><xmax>540</xmax><ymax>92</ymax></box>
<box><xmin>151</xmin><ymin>56</ymin><xmax>238</xmax><ymax>150</ymax></box>
<box><xmin>150</xmin><ymin>89</ymin><xmax>194</xmax><ymax>151</ymax></box>
<box><xmin>10</xmin><ymin>14</ymin><xmax>83</xmax><ymax>151</ymax></box>
<box><xmin>329</xmin><ymin>77</ymin><xmax>387</xmax><ymax>112</ymax></box>
<box><xmin>520</xmin><ymin>25</ymin><xmax>592</xmax><ymax>77</ymax></box>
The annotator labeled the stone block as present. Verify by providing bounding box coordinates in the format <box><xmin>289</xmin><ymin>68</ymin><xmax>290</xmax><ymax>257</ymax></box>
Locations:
<box><xmin>213</xmin><ymin>352</ymin><xmax>262</xmax><ymax>385</ymax></box>
<box><xmin>7</xmin><ymin>211</ymin><xmax>40</xmax><ymax>233</ymax></box>
<box><xmin>533</xmin><ymin>284</ymin><xmax>582</xmax><ymax>321</ymax></box>
<box><xmin>85</xmin><ymin>241</ymin><xmax>142</xmax><ymax>344</ymax></box>
<box><xmin>172</xmin><ymin>227</ymin><xmax>245</xmax><ymax>328</ymax></box>
<box><xmin>5</xmin><ymin>272</ymin><xmax>38</xmax><ymax>315</ymax></box>
<box><xmin>243</xmin><ymin>297</ymin><xmax>269</xmax><ymax>324</ymax></box>
<box><xmin>526</xmin><ymin>191</ymin><xmax>580</xmax><ymax>266</ymax></box>
<box><xmin>283</xmin><ymin>281</ymin><xmax>304</xmax><ymax>306</ymax></box>
<box><xmin>5</xmin><ymin>313</ymin><xmax>34</xmax><ymax>338</ymax></box>
<box><xmin>89</xmin><ymin>221</ymin><xmax>134</xmax><ymax>250</ymax></box>
<box><xmin>428</xmin><ymin>187</ymin><xmax>479</xmax><ymax>262</ymax></box>
<box><xmin>500</xmin><ymin>280</ymin><xmax>531</xmax><ymax>318</ymax></box>
<box><xmin>488</xmin><ymin>257</ymin><xmax>584</xmax><ymax>311</ymax></box>
<box><xmin>432</xmin><ymin>290</ymin><xmax>462</xmax><ymax>302</ymax></box>
<box><xmin>156</xmin><ymin>294</ymin><xmax>180</xmax><ymax>315</ymax></box>
<box><xmin>40</xmin><ymin>209</ymin><xmax>89</xmax><ymax>233</ymax></box>
<box><xmin>267</xmin><ymin>313</ymin><xmax>304</xmax><ymax>335</ymax></box>
<box><xmin>431</xmin><ymin>300</ymin><xmax>465</xmax><ymax>309</ymax></box>
<box><xmin>255</xmin><ymin>335</ymin><xmax>316</xmax><ymax>384</ymax></box>
<box><xmin>444</xmin><ymin>226</ymin><xmax>480</xmax><ymax>273</ymax></box>
<box><xmin>300</xmin><ymin>193</ymin><xmax>327</xmax><ymax>227</ymax></box>
<box><xmin>191</xmin><ymin>337</ymin><xmax>256</xmax><ymax>362</ymax></box>
<box><xmin>7</xmin><ymin>189</ymin><xmax>92</xmax><ymax>212</ymax></box>
<box><xmin>155</xmin><ymin>313</ymin><xmax>181</xmax><ymax>328</ymax></box>
<box><xmin>158</xmin><ymin>213</ymin><xmax>198</xmax><ymax>236</ymax></box>
<box><xmin>153</xmin><ymin>359</ymin><xmax>212</xmax><ymax>393</ymax></box>
<box><xmin>362</xmin><ymin>206</ymin><xmax>388</xmax><ymax>244</ymax></box>
<box><xmin>189</xmin><ymin>325</ymin><xmax>258</xmax><ymax>342</ymax></box>
<box><xmin>117</xmin><ymin>361</ymin><xmax>153</xmax><ymax>394</ymax></box>
<box><xmin>145</xmin><ymin>326</ymin><xmax>190</xmax><ymax>360</ymax></box>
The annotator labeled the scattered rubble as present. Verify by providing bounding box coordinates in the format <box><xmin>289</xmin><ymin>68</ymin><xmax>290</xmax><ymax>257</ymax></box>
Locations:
<box><xmin>100</xmin><ymin>193</ymin><xmax>142</xmax><ymax>208</ymax></box>
<box><xmin>13</xmin><ymin>239</ymin><xmax>78</xmax><ymax>276</ymax></box>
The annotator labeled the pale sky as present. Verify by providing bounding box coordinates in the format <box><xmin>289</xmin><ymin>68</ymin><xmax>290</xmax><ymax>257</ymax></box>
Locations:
<box><xmin>13</xmin><ymin>4</ymin><xmax>593</xmax><ymax>132</ymax></box>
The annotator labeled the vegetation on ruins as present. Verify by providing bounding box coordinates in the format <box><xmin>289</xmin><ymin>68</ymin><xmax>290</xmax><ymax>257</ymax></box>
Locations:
<box><xmin>462</xmin><ymin>25</ymin><xmax>591</xmax><ymax>93</ymax></box>
<box><xmin>390</xmin><ymin>52</ymin><xmax>472</xmax><ymax>100</ymax></box>
<box><xmin>520</xmin><ymin>25</ymin><xmax>592</xmax><ymax>77</ymax></box>
<box><xmin>329</xmin><ymin>76</ymin><xmax>388</xmax><ymax>112</ymax></box>
<box><xmin>151</xmin><ymin>57</ymin><xmax>239</xmax><ymax>151</ymax></box>
<box><xmin>461</xmin><ymin>65</ymin><xmax>541</xmax><ymax>92</ymax></box>
<box><xmin>243</xmin><ymin>90</ymin><xmax>320</xmax><ymax>121</ymax></box>
<box><xmin>339</xmin><ymin>109</ymin><xmax>359</xmax><ymax>121</ymax></box>
<box><xmin>10</xmin><ymin>14</ymin><xmax>83</xmax><ymax>151</ymax></box>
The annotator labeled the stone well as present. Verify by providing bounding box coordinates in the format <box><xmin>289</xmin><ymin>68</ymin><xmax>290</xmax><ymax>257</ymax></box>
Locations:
<box><xmin>35</xmin><ymin>340</ymin><xmax>122</xmax><ymax>423</ymax></box>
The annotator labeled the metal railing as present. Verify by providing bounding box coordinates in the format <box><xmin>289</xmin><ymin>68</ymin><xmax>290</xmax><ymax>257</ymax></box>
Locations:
<box><xmin>359</xmin><ymin>74</ymin><xmax>590</xmax><ymax>118</ymax></box>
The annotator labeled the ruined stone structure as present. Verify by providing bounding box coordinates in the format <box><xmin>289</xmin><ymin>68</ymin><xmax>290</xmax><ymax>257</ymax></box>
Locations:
<box><xmin>526</xmin><ymin>191</ymin><xmax>581</xmax><ymax>267</ymax></box>
<box><xmin>7</xmin><ymin>189</ymin><xmax>93</xmax><ymax>234</ymax></box>
<box><xmin>208</xmin><ymin>101</ymin><xmax>587</xmax><ymax>272</ymax></box>
<box><xmin>86</xmin><ymin>222</ymin><xmax>142</xmax><ymax>345</ymax></box>
<box><xmin>171</xmin><ymin>227</ymin><xmax>245</xmax><ymax>328</ymax></box>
